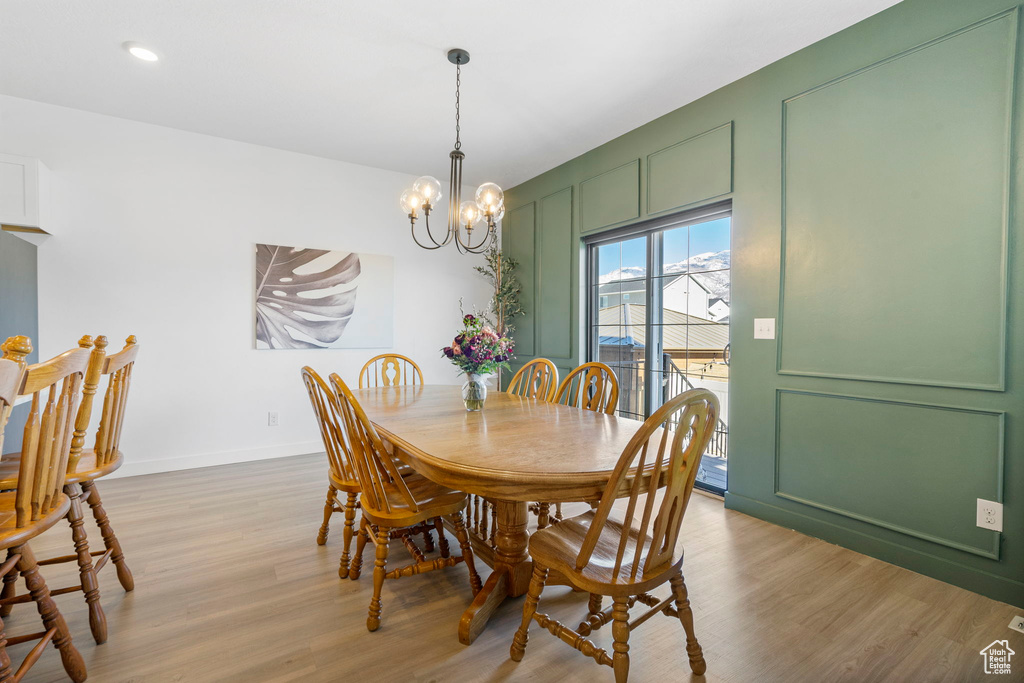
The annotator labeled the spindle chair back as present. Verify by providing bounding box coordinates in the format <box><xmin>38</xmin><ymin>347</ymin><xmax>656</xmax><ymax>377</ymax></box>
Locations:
<box><xmin>553</xmin><ymin>362</ymin><xmax>619</xmax><ymax>415</ymax></box>
<box><xmin>506</xmin><ymin>358</ymin><xmax>558</xmax><ymax>401</ymax></box>
<box><xmin>331</xmin><ymin>375</ymin><xmax>418</xmax><ymax>516</ymax></box>
<box><xmin>510</xmin><ymin>388</ymin><xmax>720</xmax><ymax>682</ymax></box>
<box><xmin>89</xmin><ymin>336</ymin><xmax>138</xmax><ymax>470</ymax></box>
<box><xmin>9</xmin><ymin>340</ymin><xmax>90</xmax><ymax>529</ymax></box>
<box><xmin>578</xmin><ymin>389</ymin><xmax>716</xmax><ymax>579</ymax></box>
<box><xmin>302</xmin><ymin>367</ymin><xmax>357</xmax><ymax>486</ymax></box>
<box><xmin>358</xmin><ymin>354</ymin><xmax>424</xmax><ymax>389</ymax></box>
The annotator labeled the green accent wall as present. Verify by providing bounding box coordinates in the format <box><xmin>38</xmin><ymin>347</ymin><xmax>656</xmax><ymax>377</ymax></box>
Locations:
<box><xmin>503</xmin><ymin>0</ymin><xmax>1024</xmax><ymax>607</ymax></box>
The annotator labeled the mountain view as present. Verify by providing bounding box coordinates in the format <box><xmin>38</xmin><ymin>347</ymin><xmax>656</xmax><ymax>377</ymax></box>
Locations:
<box><xmin>599</xmin><ymin>250</ymin><xmax>731</xmax><ymax>301</ymax></box>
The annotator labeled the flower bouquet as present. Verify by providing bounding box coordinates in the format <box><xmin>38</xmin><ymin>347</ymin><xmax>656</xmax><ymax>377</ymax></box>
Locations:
<box><xmin>442</xmin><ymin>314</ymin><xmax>514</xmax><ymax>411</ymax></box>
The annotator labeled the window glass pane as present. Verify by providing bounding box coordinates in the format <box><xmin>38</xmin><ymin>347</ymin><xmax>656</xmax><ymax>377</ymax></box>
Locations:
<box><xmin>687</xmin><ymin>218</ymin><xmax>730</xmax><ymax>273</ymax></box>
<box><xmin>611</xmin><ymin>361</ymin><xmax>645</xmax><ymax>420</ymax></box>
<box><xmin>596</xmin><ymin>242</ymin><xmax>621</xmax><ymax>282</ymax></box>
<box><xmin>687</xmin><ymin>269</ymin><xmax>731</xmax><ymax>321</ymax></box>
<box><xmin>618</xmin><ymin>236</ymin><xmax>646</xmax><ymax>280</ymax></box>
<box><xmin>662</xmin><ymin>225</ymin><xmax>688</xmax><ymax>275</ymax></box>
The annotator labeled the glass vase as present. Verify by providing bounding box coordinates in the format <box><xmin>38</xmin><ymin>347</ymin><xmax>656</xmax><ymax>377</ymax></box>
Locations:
<box><xmin>462</xmin><ymin>373</ymin><xmax>488</xmax><ymax>411</ymax></box>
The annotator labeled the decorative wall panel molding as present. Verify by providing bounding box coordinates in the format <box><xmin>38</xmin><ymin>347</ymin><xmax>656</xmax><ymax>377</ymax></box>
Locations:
<box><xmin>774</xmin><ymin>389</ymin><xmax>1004</xmax><ymax>559</ymax></box>
<box><xmin>580</xmin><ymin>159</ymin><xmax>640</xmax><ymax>233</ymax></box>
<box><xmin>507</xmin><ymin>202</ymin><xmax>536</xmax><ymax>356</ymax></box>
<box><xmin>778</xmin><ymin>10</ymin><xmax>1016</xmax><ymax>390</ymax></box>
<box><xmin>647</xmin><ymin>122</ymin><xmax>733</xmax><ymax>215</ymax></box>
<box><xmin>538</xmin><ymin>188</ymin><xmax>573</xmax><ymax>359</ymax></box>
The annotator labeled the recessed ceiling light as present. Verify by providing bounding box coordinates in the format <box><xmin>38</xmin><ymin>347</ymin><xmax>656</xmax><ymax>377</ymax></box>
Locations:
<box><xmin>122</xmin><ymin>41</ymin><xmax>159</xmax><ymax>62</ymax></box>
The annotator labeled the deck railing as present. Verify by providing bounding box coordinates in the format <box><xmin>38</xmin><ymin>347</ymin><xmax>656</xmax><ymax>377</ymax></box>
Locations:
<box><xmin>613</xmin><ymin>354</ymin><xmax>728</xmax><ymax>459</ymax></box>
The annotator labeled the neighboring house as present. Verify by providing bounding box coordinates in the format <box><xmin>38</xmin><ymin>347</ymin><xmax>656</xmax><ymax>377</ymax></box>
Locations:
<box><xmin>599</xmin><ymin>273</ymin><xmax>712</xmax><ymax>319</ymax></box>
<box><xmin>707</xmin><ymin>297</ymin><xmax>730</xmax><ymax>322</ymax></box>
<box><xmin>596</xmin><ymin>303</ymin><xmax>729</xmax><ymax>363</ymax></box>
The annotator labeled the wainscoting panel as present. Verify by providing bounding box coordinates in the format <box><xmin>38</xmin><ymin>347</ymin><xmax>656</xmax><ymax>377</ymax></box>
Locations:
<box><xmin>506</xmin><ymin>202</ymin><xmax>536</xmax><ymax>356</ymax></box>
<box><xmin>778</xmin><ymin>11</ymin><xmax>1016</xmax><ymax>390</ymax></box>
<box><xmin>579</xmin><ymin>159</ymin><xmax>640</xmax><ymax>234</ymax></box>
<box><xmin>775</xmin><ymin>390</ymin><xmax>1003</xmax><ymax>559</ymax></box>
<box><xmin>647</xmin><ymin>122</ymin><xmax>733</xmax><ymax>215</ymax></box>
<box><xmin>538</xmin><ymin>188</ymin><xmax>573</xmax><ymax>359</ymax></box>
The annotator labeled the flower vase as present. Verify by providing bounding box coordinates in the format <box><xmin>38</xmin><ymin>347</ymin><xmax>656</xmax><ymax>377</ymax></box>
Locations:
<box><xmin>462</xmin><ymin>373</ymin><xmax>489</xmax><ymax>411</ymax></box>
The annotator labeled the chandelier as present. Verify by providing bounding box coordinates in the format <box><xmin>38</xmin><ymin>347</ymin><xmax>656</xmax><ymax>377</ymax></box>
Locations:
<box><xmin>400</xmin><ymin>49</ymin><xmax>503</xmax><ymax>254</ymax></box>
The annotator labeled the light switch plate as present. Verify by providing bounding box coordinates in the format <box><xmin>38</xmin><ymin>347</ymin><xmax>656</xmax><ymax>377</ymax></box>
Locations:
<box><xmin>754</xmin><ymin>318</ymin><xmax>776</xmax><ymax>340</ymax></box>
<box><xmin>977</xmin><ymin>499</ymin><xmax>1002</xmax><ymax>532</ymax></box>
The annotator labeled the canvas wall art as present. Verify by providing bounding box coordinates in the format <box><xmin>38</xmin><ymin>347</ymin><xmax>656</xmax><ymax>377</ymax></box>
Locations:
<box><xmin>255</xmin><ymin>243</ymin><xmax>394</xmax><ymax>349</ymax></box>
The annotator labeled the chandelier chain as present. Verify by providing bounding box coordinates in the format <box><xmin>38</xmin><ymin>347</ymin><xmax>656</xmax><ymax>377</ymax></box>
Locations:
<box><xmin>454</xmin><ymin>58</ymin><xmax>462</xmax><ymax>150</ymax></box>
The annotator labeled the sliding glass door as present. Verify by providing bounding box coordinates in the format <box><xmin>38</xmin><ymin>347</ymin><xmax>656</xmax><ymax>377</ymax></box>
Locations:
<box><xmin>587</xmin><ymin>204</ymin><xmax>731</xmax><ymax>494</ymax></box>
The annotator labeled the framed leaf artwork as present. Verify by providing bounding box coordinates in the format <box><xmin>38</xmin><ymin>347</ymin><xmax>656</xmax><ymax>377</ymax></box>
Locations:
<box><xmin>254</xmin><ymin>244</ymin><xmax>394</xmax><ymax>349</ymax></box>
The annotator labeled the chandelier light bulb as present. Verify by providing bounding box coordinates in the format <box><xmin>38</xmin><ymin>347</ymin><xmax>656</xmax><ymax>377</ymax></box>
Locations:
<box><xmin>459</xmin><ymin>200</ymin><xmax>483</xmax><ymax>227</ymax></box>
<box><xmin>400</xmin><ymin>189</ymin><xmax>425</xmax><ymax>215</ymax></box>
<box><xmin>475</xmin><ymin>182</ymin><xmax>504</xmax><ymax>215</ymax></box>
<box><xmin>413</xmin><ymin>176</ymin><xmax>443</xmax><ymax>205</ymax></box>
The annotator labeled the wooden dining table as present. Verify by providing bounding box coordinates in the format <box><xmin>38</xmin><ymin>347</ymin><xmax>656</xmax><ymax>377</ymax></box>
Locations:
<box><xmin>353</xmin><ymin>384</ymin><xmax>650</xmax><ymax>645</ymax></box>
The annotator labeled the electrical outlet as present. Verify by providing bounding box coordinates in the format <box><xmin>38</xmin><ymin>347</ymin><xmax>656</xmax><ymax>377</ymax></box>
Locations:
<box><xmin>1010</xmin><ymin>615</ymin><xmax>1024</xmax><ymax>635</ymax></box>
<box><xmin>977</xmin><ymin>498</ymin><xmax>1002</xmax><ymax>532</ymax></box>
<box><xmin>754</xmin><ymin>318</ymin><xmax>775</xmax><ymax>340</ymax></box>
<box><xmin>268</xmin><ymin>411</ymin><xmax>279</xmax><ymax>427</ymax></box>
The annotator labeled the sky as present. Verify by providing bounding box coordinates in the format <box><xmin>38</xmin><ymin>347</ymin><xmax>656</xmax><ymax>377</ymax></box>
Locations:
<box><xmin>598</xmin><ymin>217</ymin><xmax>731</xmax><ymax>276</ymax></box>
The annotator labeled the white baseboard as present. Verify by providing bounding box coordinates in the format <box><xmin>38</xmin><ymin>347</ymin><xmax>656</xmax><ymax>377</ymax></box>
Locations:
<box><xmin>107</xmin><ymin>441</ymin><xmax>323</xmax><ymax>479</ymax></box>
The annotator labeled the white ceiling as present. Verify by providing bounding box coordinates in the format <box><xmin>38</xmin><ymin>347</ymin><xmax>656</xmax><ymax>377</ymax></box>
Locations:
<box><xmin>0</xmin><ymin>1</ymin><xmax>900</xmax><ymax>188</ymax></box>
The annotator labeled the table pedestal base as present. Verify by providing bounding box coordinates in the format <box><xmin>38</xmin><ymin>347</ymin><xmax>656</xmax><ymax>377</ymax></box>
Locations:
<box><xmin>456</xmin><ymin>499</ymin><xmax>533</xmax><ymax>645</ymax></box>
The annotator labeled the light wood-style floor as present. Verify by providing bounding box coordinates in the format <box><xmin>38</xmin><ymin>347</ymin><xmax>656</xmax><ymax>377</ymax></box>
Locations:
<box><xmin>6</xmin><ymin>453</ymin><xmax>1020</xmax><ymax>682</ymax></box>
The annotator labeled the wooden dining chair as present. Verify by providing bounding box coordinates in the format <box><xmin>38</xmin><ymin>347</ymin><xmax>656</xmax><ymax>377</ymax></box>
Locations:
<box><xmin>510</xmin><ymin>388</ymin><xmax>719</xmax><ymax>682</ymax></box>
<box><xmin>330</xmin><ymin>374</ymin><xmax>482</xmax><ymax>632</ymax></box>
<box><xmin>358</xmin><ymin>354</ymin><xmax>424</xmax><ymax>389</ymax></box>
<box><xmin>0</xmin><ymin>335</ymin><xmax>88</xmax><ymax>683</ymax></box>
<box><xmin>505</xmin><ymin>358</ymin><xmax>558</xmax><ymax>401</ymax></box>
<box><xmin>0</xmin><ymin>335</ymin><xmax>139</xmax><ymax>646</ymax></box>
<box><xmin>532</xmin><ymin>362</ymin><xmax>621</xmax><ymax>527</ymax></box>
<box><xmin>303</xmin><ymin>366</ymin><xmax>436</xmax><ymax>577</ymax></box>
<box><xmin>302</xmin><ymin>366</ymin><xmax>363</xmax><ymax>576</ymax></box>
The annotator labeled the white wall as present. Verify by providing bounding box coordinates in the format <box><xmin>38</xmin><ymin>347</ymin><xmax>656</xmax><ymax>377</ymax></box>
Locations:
<box><xmin>0</xmin><ymin>95</ymin><xmax>492</xmax><ymax>477</ymax></box>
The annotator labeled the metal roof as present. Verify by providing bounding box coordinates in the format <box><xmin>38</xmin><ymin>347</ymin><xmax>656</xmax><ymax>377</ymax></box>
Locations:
<box><xmin>597</xmin><ymin>304</ymin><xmax>729</xmax><ymax>351</ymax></box>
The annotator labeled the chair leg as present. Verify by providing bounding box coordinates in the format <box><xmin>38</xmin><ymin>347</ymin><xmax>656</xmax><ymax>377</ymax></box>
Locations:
<box><xmin>433</xmin><ymin>517</ymin><xmax>451</xmax><ymax>558</ymax></box>
<box><xmin>510</xmin><ymin>563</ymin><xmax>549</xmax><ymax>662</ymax></box>
<box><xmin>0</xmin><ymin>552</ymin><xmax>16</xmax><ymax>619</ymax></box>
<box><xmin>66</xmin><ymin>483</ymin><xmax>107</xmax><ymax>644</ymax></box>
<box><xmin>0</xmin><ymin>611</ymin><xmax>12</xmax><ymax>682</ymax></box>
<box><xmin>669</xmin><ymin>571</ymin><xmax>706</xmax><ymax>675</ymax></box>
<box><xmin>611</xmin><ymin>596</ymin><xmax>630</xmax><ymax>683</ymax></box>
<box><xmin>587</xmin><ymin>593</ymin><xmax>602</xmax><ymax>617</ymax></box>
<box><xmin>367</xmin><ymin>526</ymin><xmax>390</xmax><ymax>632</ymax></box>
<box><xmin>420</xmin><ymin>523</ymin><xmax>435</xmax><ymax>553</ymax></box>
<box><xmin>349</xmin><ymin>518</ymin><xmax>369</xmax><ymax>580</ymax></box>
<box><xmin>338</xmin><ymin>492</ymin><xmax>357</xmax><ymax>578</ymax></box>
<box><xmin>449</xmin><ymin>512</ymin><xmax>482</xmax><ymax>594</ymax></box>
<box><xmin>16</xmin><ymin>544</ymin><xmax>87</xmax><ymax>683</ymax></box>
<box><xmin>82</xmin><ymin>481</ymin><xmax>133</xmax><ymax>591</ymax></box>
<box><xmin>536</xmin><ymin>502</ymin><xmax>550</xmax><ymax>530</ymax></box>
<box><xmin>317</xmin><ymin>484</ymin><xmax>337</xmax><ymax>545</ymax></box>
